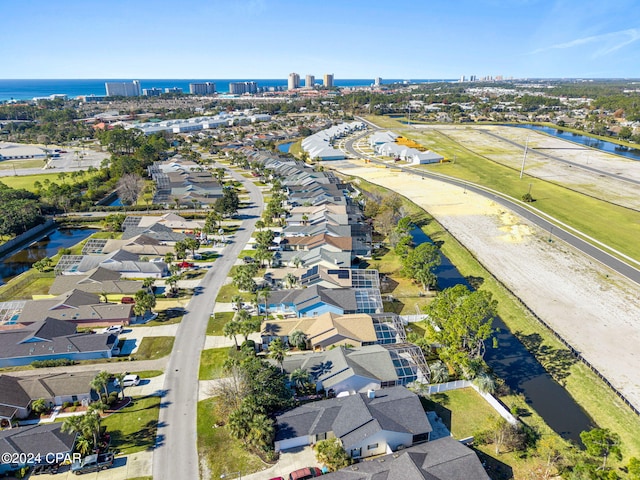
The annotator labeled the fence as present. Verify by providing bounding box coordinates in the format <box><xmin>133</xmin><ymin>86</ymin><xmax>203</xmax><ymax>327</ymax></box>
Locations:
<box><xmin>0</xmin><ymin>271</ymin><xmax>55</xmax><ymax>302</ymax></box>
<box><xmin>427</xmin><ymin>379</ymin><xmax>517</xmax><ymax>425</ymax></box>
<box><xmin>433</xmin><ymin>220</ymin><xmax>640</xmax><ymax>418</ymax></box>
<box><xmin>0</xmin><ymin>219</ymin><xmax>56</xmax><ymax>259</ymax></box>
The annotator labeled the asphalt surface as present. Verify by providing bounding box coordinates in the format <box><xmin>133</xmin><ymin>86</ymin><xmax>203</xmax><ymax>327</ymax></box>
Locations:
<box><xmin>344</xmin><ymin>118</ymin><xmax>640</xmax><ymax>287</ymax></box>
<box><xmin>152</xmin><ymin>163</ymin><xmax>263</xmax><ymax>480</ymax></box>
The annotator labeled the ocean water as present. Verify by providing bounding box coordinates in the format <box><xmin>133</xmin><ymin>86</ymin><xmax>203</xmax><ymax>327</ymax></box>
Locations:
<box><xmin>0</xmin><ymin>78</ymin><xmax>454</xmax><ymax>102</ymax></box>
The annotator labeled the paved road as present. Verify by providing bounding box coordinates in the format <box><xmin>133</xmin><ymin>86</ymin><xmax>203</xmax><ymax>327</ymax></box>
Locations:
<box><xmin>344</xmin><ymin>119</ymin><xmax>640</xmax><ymax>286</ymax></box>
<box><xmin>152</xmin><ymin>163</ymin><xmax>263</xmax><ymax>480</ymax></box>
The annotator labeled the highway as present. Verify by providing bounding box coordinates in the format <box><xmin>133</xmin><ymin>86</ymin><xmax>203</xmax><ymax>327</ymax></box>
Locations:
<box><xmin>344</xmin><ymin>120</ymin><xmax>640</xmax><ymax>287</ymax></box>
<box><xmin>152</xmin><ymin>162</ymin><xmax>263</xmax><ymax>480</ymax></box>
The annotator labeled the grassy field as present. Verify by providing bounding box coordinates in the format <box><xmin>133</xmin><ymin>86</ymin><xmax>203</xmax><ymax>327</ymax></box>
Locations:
<box><xmin>132</xmin><ymin>337</ymin><xmax>175</xmax><ymax>361</ymax></box>
<box><xmin>0</xmin><ymin>159</ymin><xmax>46</xmax><ymax>170</ymax></box>
<box><xmin>364</xmin><ymin>116</ymin><xmax>640</xmax><ymax>263</ymax></box>
<box><xmin>102</xmin><ymin>395</ymin><xmax>161</xmax><ymax>455</ymax></box>
<box><xmin>199</xmin><ymin>347</ymin><xmax>231</xmax><ymax>380</ymax></box>
<box><xmin>0</xmin><ymin>171</ymin><xmax>101</xmax><ymax>192</ymax></box>
<box><xmin>216</xmin><ymin>283</ymin><xmax>240</xmax><ymax>303</ymax></box>
<box><xmin>207</xmin><ymin>312</ymin><xmax>234</xmax><ymax>336</ymax></box>
<box><xmin>197</xmin><ymin>397</ymin><xmax>264</xmax><ymax>478</ymax></box>
<box><xmin>424</xmin><ymin>388</ymin><xmax>496</xmax><ymax>439</ymax></box>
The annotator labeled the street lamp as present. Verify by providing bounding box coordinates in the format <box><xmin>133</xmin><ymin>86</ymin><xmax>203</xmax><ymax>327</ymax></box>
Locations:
<box><xmin>220</xmin><ymin>472</ymin><xmax>241</xmax><ymax>479</ymax></box>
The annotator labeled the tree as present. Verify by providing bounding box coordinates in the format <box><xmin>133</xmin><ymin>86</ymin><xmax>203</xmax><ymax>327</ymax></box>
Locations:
<box><xmin>289</xmin><ymin>330</ymin><xmax>308</xmax><ymax>350</ymax></box>
<box><xmin>117</xmin><ymin>173</ymin><xmax>144</xmax><ymax>207</ymax></box>
<box><xmin>429</xmin><ymin>361</ymin><xmax>449</xmax><ymax>384</ymax></box>
<box><xmin>183</xmin><ymin>237</ymin><xmax>200</xmax><ymax>257</ymax></box>
<box><xmin>580</xmin><ymin>428</ymin><xmax>622</xmax><ymax>470</ymax></box>
<box><xmin>255</xmin><ymin>287</ymin><xmax>271</xmax><ymax>320</ymax></box>
<box><xmin>268</xmin><ymin>338</ymin><xmax>288</xmax><ymax>372</ymax></box>
<box><xmin>247</xmin><ymin>412</ymin><xmax>275</xmax><ymax>452</ymax></box>
<box><xmin>425</xmin><ymin>285</ymin><xmax>498</xmax><ymax>376</ymax></box>
<box><xmin>402</xmin><ymin>242</ymin><xmax>440</xmax><ymax>292</ymax></box>
<box><xmin>289</xmin><ymin>368</ymin><xmax>310</xmax><ymax>391</ymax></box>
<box><xmin>628</xmin><ymin>457</ymin><xmax>640</xmax><ymax>480</ymax></box>
<box><xmin>474</xmin><ymin>373</ymin><xmax>497</xmax><ymax>394</ymax></box>
<box><xmin>134</xmin><ymin>290</ymin><xmax>157</xmax><ymax>317</ymax></box>
<box><xmin>164</xmin><ymin>252</ymin><xmax>175</xmax><ymax>264</ymax></box>
<box><xmin>142</xmin><ymin>277</ymin><xmax>155</xmax><ymax>292</ymax></box>
<box><xmin>314</xmin><ymin>438</ymin><xmax>352</xmax><ymax>472</ymax></box>
<box><xmin>31</xmin><ymin>398</ymin><xmax>48</xmax><ymax>415</ymax></box>
<box><xmin>102</xmin><ymin>213</ymin><xmax>126</xmax><ymax>232</ymax></box>
<box><xmin>91</xmin><ymin>371</ymin><xmax>111</xmax><ymax>402</ymax></box>
<box><xmin>283</xmin><ymin>272</ymin><xmax>298</xmax><ymax>289</ymax></box>
<box><xmin>114</xmin><ymin>372</ymin><xmax>126</xmax><ymax>400</ymax></box>
<box><xmin>223</xmin><ymin>320</ymin><xmax>241</xmax><ymax>349</ymax></box>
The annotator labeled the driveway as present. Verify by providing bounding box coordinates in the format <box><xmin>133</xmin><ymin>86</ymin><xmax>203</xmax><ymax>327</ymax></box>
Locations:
<box><xmin>23</xmin><ymin>450</ymin><xmax>152</xmax><ymax>480</ymax></box>
<box><xmin>241</xmin><ymin>446</ymin><xmax>319</xmax><ymax>480</ymax></box>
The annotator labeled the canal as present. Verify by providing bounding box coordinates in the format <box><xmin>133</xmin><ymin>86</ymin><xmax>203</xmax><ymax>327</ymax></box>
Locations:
<box><xmin>412</xmin><ymin>228</ymin><xmax>593</xmax><ymax>443</ymax></box>
<box><xmin>0</xmin><ymin>227</ymin><xmax>97</xmax><ymax>285</ymax></box>
<box><xmin>514</xmin><ymin>124</ymin><xmax>640</xmax><ymax>161</ymax></box>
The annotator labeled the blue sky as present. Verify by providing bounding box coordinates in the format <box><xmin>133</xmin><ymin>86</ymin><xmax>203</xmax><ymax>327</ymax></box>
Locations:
<box><xmin>2</xmin><ymin>0</ymin><xmax>640</xmax><ymax>79</ymax></box>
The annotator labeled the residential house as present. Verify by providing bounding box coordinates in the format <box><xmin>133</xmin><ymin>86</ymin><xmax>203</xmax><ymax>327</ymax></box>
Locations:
<box><xmin>274</xmin><ymin>386</ymin><xmax>432</xmax><ymax>457</ymax></box>
<box><xmin>48</xmin><ymin>267</ymin><xmax>143</xmax><ymax>296</ymax></box>
<box><xmin>279</xmin><ymin>345</ymin><xmax>417</xmax><ymax>396</ymax></box>
<box><xmin>321</xmin><ymin>436</ymin><xmax>490</xmax><ymax>480</ymax></box>
<box><xmin>261</xmin><ymin>312</ymin><xmax>379</xmax><ymax>351</ymax></box>
<box><xmin>261</xmin><ymin>285</ymin><xmax>358</xmax><ymax>318</ymax></box>
<box><xmin>0</xmin><ymin>318</ymin><xmax>118</xmax><ymax>367</ymax></box>
<box><xmin>0</xmin><ymin>371</ymin><xmax>97</xmax><ymax>424</ymax></box>
<box><xmin>69</xmin><ymin>250</ymin><xmax>168</xmax><ymax>278</ymax></box>
<box><xmin>18</xmin><ymin>290</ymin><xmax>133</xmax><ymax>328</ymax></box>
<box><xmin>0</xmin><ymin>423</ymin><xmax>76</xmax><ymax>475</ymax></box>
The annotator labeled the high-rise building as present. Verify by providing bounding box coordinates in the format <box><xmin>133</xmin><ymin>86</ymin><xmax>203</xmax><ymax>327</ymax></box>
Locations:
<box><xmin>164</xmin><ymin>87</ymin><xmax>183</xmax><ymax>94</ymax></box>
<box><xmin>142</xmin><ymin>88</ymin><xmax>163</xmax><ymax>97</ymax></box>
<box><xmin>374</xmin><ymin>77</ymin><xmax>382</xmax><ymax>86</ymax></box>
<box><xmin>189</xmin><ymin>82</ymin><xmax>217</xmax><ymax>95</ymax></box>
<box><xmin>305</xmin><ymin>74</ymin><xmax>315</xmax><ymax>88</ymax></box>
<box><xmin>288</xmin><ymin>73</ymin><xmax>300</xmax><ymax>90</ymax></box>
<box><xmin>229</xmin><ymin>81</ymin><xmax>258</xmax><ymax>95</ymax></box>
<box><xmin>323</xmin><ymin>73</ymin><xmax>334</xmax><ymax>88</ymax></box>
<box><xmin>105</xmin><ymin>80</ymin><xmax>141</xmax><ymax>97</ymax></box>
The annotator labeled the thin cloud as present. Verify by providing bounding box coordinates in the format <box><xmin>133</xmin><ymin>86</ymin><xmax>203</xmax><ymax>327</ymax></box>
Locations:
<box><xmin>531</xmin><ymin>28</ymin><xmax>640</xmax><ymax>58</ymax></box>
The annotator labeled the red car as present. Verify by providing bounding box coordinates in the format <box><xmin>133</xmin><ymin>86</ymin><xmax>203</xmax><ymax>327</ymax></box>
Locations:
<box><xmin>288</xmin><ymin>467</ymin><xmax>322</xmax><ymax>480</ymax></box>
<box><xmin>178</xmin><ymin>261</ymin><xmax>194</xmax><ymax>268</ymax></box>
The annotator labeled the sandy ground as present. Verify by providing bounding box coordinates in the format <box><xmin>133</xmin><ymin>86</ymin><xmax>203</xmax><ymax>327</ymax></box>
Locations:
<box><xmin>330</xmin><ymin>153</ymin><xmax>640</xmax><ymax>412</ymax></box>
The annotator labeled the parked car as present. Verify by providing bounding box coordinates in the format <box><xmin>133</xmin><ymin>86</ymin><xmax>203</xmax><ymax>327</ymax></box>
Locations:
<box><xmin>70</xmin><ymin>453</ymin><xmax>114</xmax><ymax>475</ymax></box>
<box><xmin>288</xmin><ymin>467</ymin><xmax>323</xmax><ymax>480</ymax></box>
<box><xmin>120</xmin><ymin>296</ymin><xmax>135</xmax><ymax>304</ymax></box>
<box><xmin>114</xmin><ymin>374</ymin><xmax>140</xmax><ymax>388</ymax></box>
<box><xmin>178</xmin><ymin>261</ymin><xmax>194</xmax><ymax>268</ymax></box>
<box><xmin>101</xmin><ymin>325</ymin><xmax>123</xmax><ymax>335</ymax></box>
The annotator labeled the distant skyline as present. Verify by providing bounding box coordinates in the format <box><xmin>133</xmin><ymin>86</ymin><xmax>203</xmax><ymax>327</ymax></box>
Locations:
<box><xmin>3</xmin><ymin>0</ymin><xmax>640</xmax><ymax>80</ymax></box>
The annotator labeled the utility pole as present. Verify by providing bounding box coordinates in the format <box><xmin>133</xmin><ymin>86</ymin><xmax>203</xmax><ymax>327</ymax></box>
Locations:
<box><xmin>519</xmin><ymin>135</ymin><xmax>529</xmax><ymax>179</ymax></box>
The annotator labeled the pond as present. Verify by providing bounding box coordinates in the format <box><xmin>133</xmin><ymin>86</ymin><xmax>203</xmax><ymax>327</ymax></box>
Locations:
<box><xmin>0</xmin><ymin>227</ymin><xmax>98</xmax><ymax>285</ymax></box>
<box><xmin>514</xmin><ymin>124</ymin><xmax>640</xmax><ymax>161</ymax></box>
<box><xmin>411</xmin><ymin>228</ymin><xmax>593</xmax><ymax>443</ymax></box>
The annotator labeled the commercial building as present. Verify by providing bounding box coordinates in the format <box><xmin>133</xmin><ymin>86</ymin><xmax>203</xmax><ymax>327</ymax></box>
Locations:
<box><xmin>374</xmin><ymin>77</ymin><xmax>382</xmax><ymax>86</ymax></box>
<box><xmin>105</xmin><ymin>80</ymin><xmax>141</xmax><ymax>97</ymax></box>
<box><xmin>229</xmin><ymin>81</ymin><xmax>258</xmax><ymax>95</ymax></box>
<box><xmin>323</xmin><ymin>73</ymin><xmax>334</xmax><ymax>88</ymax></box>
<box><xmin>164</xmin><ymin>87</ymin><xmax>183</xmax><ymax>94</ymax></box>
<box><xmin>189</xmin><ymin>82</ymin><xmax>216</xmax><ymax>95</ymax></box>
<box><xmin>288</xmin><ymin>73</ymin><xmax>300</xmax><ymax>90</ymax></box>
<box><xmin>305</xmin><ymin>74</ymin><xmax>315</xmax><ymax>88</ymax></box>
<box><xmin>142</xmin><ymin>88</ymin><xmax>163</xmax><ymax>97</ymax></box>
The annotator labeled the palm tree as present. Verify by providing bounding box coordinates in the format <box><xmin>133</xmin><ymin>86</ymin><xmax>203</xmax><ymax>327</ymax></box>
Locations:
<box><xmin>164</xmin><ymin>252</ymin><xmax>175</xmax><ymax>265</ymax></box>
<box><xmin>142</xmin><ymin>277</ymin><xmax>155</xmax><ymax>292</ymax></box>
<box><xmin>61</xmin><ymin>415</ymin><xmax>84</xmax><ymax>443</ymax></box>
<box><xmin>429</xmin><ymin>361</ymin><xmax>449</xmax><ymax>384</ymax></box>
<box><xmin>268</xmin><ymin>338</ymin><xmax>288</xmax><ymax>372</ymax></box>
<box><xmin>289</xmin><ymin>368</ymin><xmax>310</xmax><ymax>391</ymax></box>
<box><xmin>255</xmin><ymin>287</ymin><xmax>271</xmax><ymax>320</ymax></box>
<box><xmin>474</xmin><ymin>373</ymin><xmax>496</xmax><ymax>394</ymax></box>
<box><xmin>91</xmin><ymin>371</ymin><xmax>111</xmax><ymax>403</ymax></box>
<box><xmin>247</xmin><ymin>413</ymin><xmax>275</xmax><ymax>451</ymax></box>
<box><xmin>231</xmin><ymin>294</ymin><xmax>244</xmax><ymax>312</ymax></box>
<box><xmin>81</xmin><ymin>412</ymin><xmax>102</xmax><ymax>452</ymax></box>
<box><xmin>283</xmin><ymin>273</ymin><xmax>297</xmax><ymax>289</ymax></box>
<box><xmin>75</xmin><ymin>436</ymin><xmax>92</xmax><ymax>455</ymax></box>
<box><xmin>223</xmin><ymin>321</ymin><xmax>241</xmax><ymax>349</ymax></box>
<box><xmin>289</xmin><ymin>330</ymin><xmax>308</xmax><ymax>350</ymax></box>
<box><xmin>114</xmin><ymin>372</ymin><xmax>126</xmax><ymax>400</ymax></box>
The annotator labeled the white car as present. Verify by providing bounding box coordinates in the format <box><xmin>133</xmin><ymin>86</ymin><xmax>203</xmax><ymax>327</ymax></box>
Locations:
<box><xmin>114</xmin><ymin>374</ymin><xmax>140</xmax><ymax>388</ymax></box>
<box><xmin>102</xmin><ymin>325</ymin><xmax>123</xmax><ymax>335</ymax></box>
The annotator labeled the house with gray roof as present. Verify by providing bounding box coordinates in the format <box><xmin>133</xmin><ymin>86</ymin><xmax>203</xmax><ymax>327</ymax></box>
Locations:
<box><xmin>0</xmin><ymin>371</ymin><xmax>97</xmax><ymax>424</ymax></box>
<box><xmin>17</xmin><ymin>289</ymin><xmax>133</xmax><ymax>327</ymax></box>
<box><xmin>122</xmin><ymin>223</ymin><xmax>191</xmax><ymax>243</ymax></box>
<box><xmin>0</xmin><ymin>423</ymin><xmax>76</xmax><ymax>475</ymax></box>
<box><xmin>0</xmin><ymin>318</ymin><xmax>118</xmax><ymax>368</ymax></box>
<box><xmin>279</xmin><ymin>345</ymin><xmax>413</xmax><ymax>396</ymax></box>
<box><xmin>261</xmin><ymin>285</ymin><xmax>359</xmax><ymax>318</ymax></box>
<box><xmin>321</xmin><ymin>436</ymin><xmax>490</xmax><ymax>480</ymax></box>
<box><xmin>49</xmin><ymin>267</ymin><xmax>143</xmax><ymax>296</ymax></box>
<box><xmin>72</xmin><ymin>250</ymin><xmax>168</xmax><ymax>278</ymax></box>
<box><xmin>274</xmin><ymin>386</ymin><xmax>432</xmax><ymax>458</ymax></box>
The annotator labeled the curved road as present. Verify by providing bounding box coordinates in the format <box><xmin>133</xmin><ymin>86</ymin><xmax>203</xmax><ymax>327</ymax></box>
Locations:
<box><xmin>344</xmin><ymin>120</ymin><xmax>640</xmax><ymax>287</ymax></box>
<box><xmin>153</xmin><ymin>162</ymin><xmax>263</xmax><ymax>480</ymax></box>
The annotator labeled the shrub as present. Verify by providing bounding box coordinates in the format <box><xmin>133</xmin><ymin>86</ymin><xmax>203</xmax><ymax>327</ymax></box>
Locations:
<box><xmin>32</xmin><ymin>359</ymin><xmax>77</xmax><ymax>368</ymax></box>
<box><xmin>62</xmin><ymin>402</ymin><xmax>72</xmax><ymax>409</ymax></box>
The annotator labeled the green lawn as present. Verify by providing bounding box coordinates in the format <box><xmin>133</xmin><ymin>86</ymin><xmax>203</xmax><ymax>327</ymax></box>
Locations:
<box><xmin>102</xmin><ymin>395</ymin><xmax>161</xmax><ymax>455</ymax></box>
<box><xmin>0</xmin><ymin>171</ymin><xmax>101</xmax><ymax>192</ymax></box>
<box><xmin>132</xmin><ymin>337</ymin><xmax>175</xmax><ymax>360</ymax></box>
<box><xmin>131</xmin><ymin>370</ymin><xmax>164</xmax><ymax>378</ymax></box>
<box><xmin>423</xmin><ymin>388</ymin><xmax>496</xmax><ymax>439</ymax></box>
<box><xmin>197</xmin><ymin>397</ymin><xmax>264</xmax><ymax>478</ymax></box>
<box><xmin>207</xmin><ymin>312</ymin><xmax>234</xmax><ymax>336</ymax></box>
<box><xmin>216</xmin><ymin>283</ymin><xmax>240</xmax><ymax>303</ymax></box>
<box><xmin>199</xmin><ymin>347</ymin><xmax>231</xmax><ymax>380</ymax></box>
